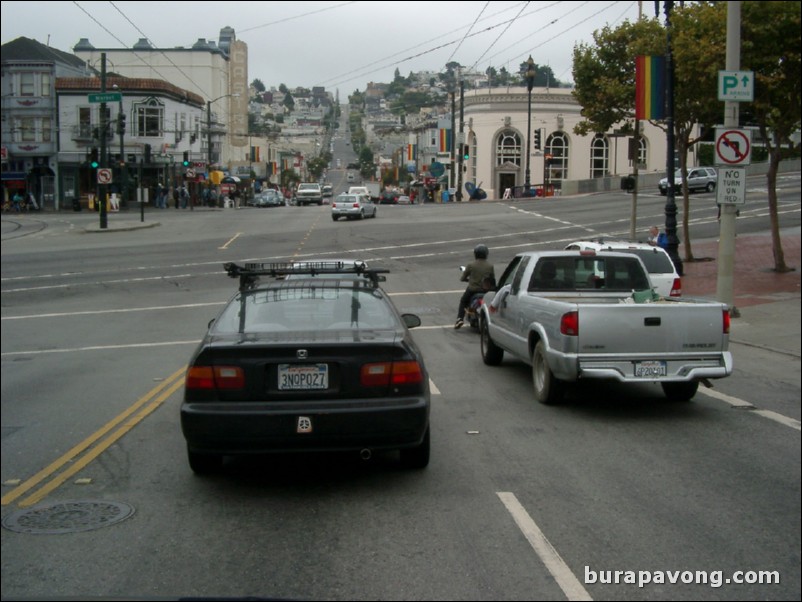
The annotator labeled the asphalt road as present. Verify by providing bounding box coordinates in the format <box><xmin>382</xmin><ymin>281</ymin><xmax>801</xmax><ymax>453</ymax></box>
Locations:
<box><xmin>1</xmin><ymin>179</ymin><xmax>800</xmax><ymax>601</ymax></box>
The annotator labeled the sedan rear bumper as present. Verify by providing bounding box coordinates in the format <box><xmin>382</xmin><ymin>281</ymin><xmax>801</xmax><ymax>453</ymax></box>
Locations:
<box><xmin>181</xmin><ymin>396</ymin><xmax>429</xmax><ymax>455</ymax></box>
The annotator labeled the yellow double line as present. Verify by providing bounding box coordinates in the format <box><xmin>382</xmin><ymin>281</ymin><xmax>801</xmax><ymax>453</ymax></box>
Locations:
<box><xmin>2</xmin><ymin>367</ymin><xmax>186</xmax><ymax>508</ymax></box>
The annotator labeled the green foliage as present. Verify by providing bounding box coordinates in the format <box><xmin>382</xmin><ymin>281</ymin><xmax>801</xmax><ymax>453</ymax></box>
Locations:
<box><xmin>251</xmin><ymin>78</ymin><xmax>265</xmax><ymax>92</ymax></box>
<box><xmin>283</xmin><ymin>92</ymin><xmax>295</xmax><ymax>111</ymax></box>
<box><xmin>358</xmin><ymin>147</ymin><xmax>375</xmax><ymax>179</ymax></box>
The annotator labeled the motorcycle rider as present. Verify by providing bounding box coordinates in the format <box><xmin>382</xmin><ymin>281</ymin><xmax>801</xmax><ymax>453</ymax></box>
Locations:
<box><xmin>455</xmin><ymin>244</ymin><xmax>495</xmax><ymax>329</ymax></box>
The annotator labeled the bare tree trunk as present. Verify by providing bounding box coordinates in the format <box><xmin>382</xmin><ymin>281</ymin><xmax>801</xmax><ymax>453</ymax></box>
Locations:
<box><xmin>678</xmin><ymin>137</ymin><xmax>695</xmax><ymax>262</ymax></box>
<box><xmin>768</xmin><ymin>142</ymin><xmax>790</xmax><ymax>272</ymax></box>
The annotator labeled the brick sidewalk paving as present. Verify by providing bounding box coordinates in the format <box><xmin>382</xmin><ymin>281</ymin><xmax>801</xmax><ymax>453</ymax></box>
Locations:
<box><xmin>681</xmin><ymin>231</ymin><xmax>801</xmax><ymax>308</ymax></box>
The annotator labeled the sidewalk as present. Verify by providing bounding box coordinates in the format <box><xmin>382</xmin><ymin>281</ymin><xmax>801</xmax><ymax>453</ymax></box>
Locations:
<box><xmin>681</xmin><ymin>229</ymin><xmax>801</xmax><ymax>357</ymax></box>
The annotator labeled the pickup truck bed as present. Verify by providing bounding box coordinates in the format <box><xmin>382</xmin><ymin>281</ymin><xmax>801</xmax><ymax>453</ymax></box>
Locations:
<box><xmin>480</xmin><ymin>250</ymin><xmax>733</xmax><ymax>403</ymax></box>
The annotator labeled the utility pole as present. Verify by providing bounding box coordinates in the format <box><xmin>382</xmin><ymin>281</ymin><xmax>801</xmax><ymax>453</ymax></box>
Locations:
<box><xmin>450</xmin><ymin>84</ymin><xmax>456</xmax><ymax>194</ymax></box>
<box><xmin>716</xmin><ymin>1</ymin><xmax>741</xmax><ymax>317</ymax></box>
<box><xmin>662</xmin><ymin>1</ymin><xmax>682</xmax><ymax>275</ymax></box>
<box><xmin>456</xmin><ymin>77</ymin><xmax>464</xmax><ymax>202</ymax></box>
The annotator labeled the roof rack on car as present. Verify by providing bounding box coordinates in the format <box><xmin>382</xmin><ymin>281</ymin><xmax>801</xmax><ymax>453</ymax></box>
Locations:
<box><xmin>223</xmin><ymin>261</ymin><xmax>390</xmax><ymax>291</ymax></box>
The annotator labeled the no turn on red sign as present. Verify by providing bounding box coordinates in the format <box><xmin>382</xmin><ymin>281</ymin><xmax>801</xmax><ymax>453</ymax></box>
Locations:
<box><xmin>97</xmin><ymin>168</ymin><xmax>113</xmax><ymax>184</ymax></box>
<box><xmin>715</xmin><ymin>128</ymin><xmax>751</xmax><ymax>166</ymax></box>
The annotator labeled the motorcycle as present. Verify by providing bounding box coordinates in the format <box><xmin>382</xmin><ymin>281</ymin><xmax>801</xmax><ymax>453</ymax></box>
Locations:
<box><xmin>460</xmin><ymin>266</ymin><xmax>494</xmax><ymax>331</ymax></box>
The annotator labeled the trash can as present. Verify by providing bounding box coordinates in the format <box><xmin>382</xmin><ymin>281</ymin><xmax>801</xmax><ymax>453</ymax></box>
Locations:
<box><xmin>72</xmin><ymin>198</ymin><xmax>82</xmax><ymax>211</ymax></box>
<box><xmin>441</xmin><ymin>190</ymin><xmax>450</xmax><ymax>203</ymax></box>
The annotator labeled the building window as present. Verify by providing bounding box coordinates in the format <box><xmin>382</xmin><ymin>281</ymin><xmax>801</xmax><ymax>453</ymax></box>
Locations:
<box><xmin>20</xmin><ymin>73</ymin><xmax>35</xmax><ymax>97</ymax></box>
<box><xmin>41</xmin><ymin>73</ymin><xmax>51</xmax><ymax>97</ymax></box>
<box><xmin>495</xmin><ymin>130</ymin><xmax>521</xmax><ymax>166</ymax></box>
<box><xmin>42</xmin><ymin>117</ymin><xmax>52</xmax><ymax>142</ymax></box>
<box><xmin>637</xmin><ymin>137</ymin><xmax>647</xmax><ymax>167</ymax></box>
<box><xmin>20</xmin><ymin>117</ymin><xmax>35</xmax><ymax>141</ymax></box>
<box><xmin>135</xmin><ymin>98</ymin><xmax>164</xmax><ymax>138</ymax></box>
<box><xmin>545</xmin><ymin>132</ymin><xmax>569</xmax><ymax>182</ymax></box>
<box><xmin>590</xmin><ymin>134</ymin><xmax>609</xmax><ymax>178</ymax></box>
<box><xmin>79</xmin><ymin>107</ymin><xmax>92</xmax><ymax>139</ymax></box>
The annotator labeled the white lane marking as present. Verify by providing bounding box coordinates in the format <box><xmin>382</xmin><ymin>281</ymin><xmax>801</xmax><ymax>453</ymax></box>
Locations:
<box><xmin>1</xmin><ymin>340</ymin><xmax>201</xmax><ymax>358</ymax></box>
<box><xmin>1</xmin><ymin>302</ymin><xmax>225</xmax><ymax>320</ymax></box>
<box><xmin>497</xmin><ymin>492</ymin><xmax>593</xmax><ymax>601</ymax></box>
<box><xmin>699</xmin><ymin>388</ymin><xmax>801</xmax><ymax>431</ymax></box>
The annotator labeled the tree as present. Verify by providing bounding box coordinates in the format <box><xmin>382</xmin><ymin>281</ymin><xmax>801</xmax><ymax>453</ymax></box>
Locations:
<box><xmin>282</xmin><ymin>91</ymin><xmax>295</xmax><ymax>112</ymax></box>
<box><xmin>741</xmin><ymin>0</ymin><xmax>801</xmax><ymax>272</ymax></box>
<box><xmin>358</xmin><ymin>147</ymin><xmax>375</xmax><ymax>180</ymax></box>
<box><xmin>251</xmin><ymin>78</ymin><xmax>265</xmax><ymax>93</ymax></box>
<box><xmin>572</xmin><ymin>6</ymin><xmax>726</xmax><ymax>261</ymax></box>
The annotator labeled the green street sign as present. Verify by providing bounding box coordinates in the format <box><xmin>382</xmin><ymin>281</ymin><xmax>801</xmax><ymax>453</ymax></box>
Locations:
<box><xmin>88</xmin><ymin>92</ymin><xmax>122</xmax><ymax>103</ymax></box>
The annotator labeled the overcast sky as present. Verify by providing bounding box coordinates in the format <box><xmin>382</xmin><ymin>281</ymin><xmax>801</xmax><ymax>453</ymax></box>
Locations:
<box><xmin>2</xmin><ymin>1</ymin><xmax>646</xmax><ymax>94</ymax></box>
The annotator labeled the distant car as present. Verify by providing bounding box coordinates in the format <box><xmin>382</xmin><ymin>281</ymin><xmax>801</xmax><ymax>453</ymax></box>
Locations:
<box><xmin>659</xmin><ymin>167</ymin><xmax>717</xmax><ymax>195</ymax></box>
<box><xmin>564</xmin><ymin>239</ymin><xmax>682</xmax><ymax>297</ymax></box>
<box><xmin>397</xmin><ymin>195</ymin><xmax>412</xmax><ymax>204</ymax></box>
<box><xmin>322</xmin><ymin>184</ymin><xmax>333</xmax><ymax>198</ymax></box>
<box><xmin>250</xmin><ymin>189</ymin><xmax>284</xmax><ymax>208</ymax></box>
<box><xmin>331</xmin><ymin>193</ymin><xmax>377</xmax><ymax>221</ymax></box>
<box><xmin>181</xmin><ymin>261</ymin><xmax>430</xmax><ymax>474</ymax></box>
<box><xmin>379</xmin><ymin>190</ymin><xmax>399</xmax><ymax>205</ymax></box>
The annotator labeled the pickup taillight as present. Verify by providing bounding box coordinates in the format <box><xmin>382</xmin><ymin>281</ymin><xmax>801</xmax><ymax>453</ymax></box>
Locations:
<box><xmin>670</xmin><ymin>278</ymin><xmax>682</xmax><ymax>297</ymax></box>
<box><xmin>723</xmin><ymin>309</ymin><xmax>730</xmax><ymax>334</ymax></box>
<box><xmin>560</xmin><ymin>311</ymin><xmax>579</xmax><ymax>336</ymax></box>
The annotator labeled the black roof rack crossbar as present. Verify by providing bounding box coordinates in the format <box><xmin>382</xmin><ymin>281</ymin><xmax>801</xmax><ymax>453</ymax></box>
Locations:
<box><xmin>223</xmin><ymin>262</ymin><xmax>390</xmax><ymax>290</ymax></box>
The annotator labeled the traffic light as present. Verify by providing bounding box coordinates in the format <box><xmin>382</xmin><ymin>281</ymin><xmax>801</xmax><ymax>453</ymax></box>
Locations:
<box><xmin>462</xmin><ymin>144</ymin><xmax>470</xmax><ymax>161</ymax></box>
<box><xmin>89</xmin><ymin>147</ymin><xmax>99</xmax><ymax>169</ymax></box>
<box><xmin>118</xmin><ymin>113</ymin><xmax>126</xmax><ymax>135</ymax></box>
<box><xmin>534</xmin><ymin>129</ymin><xmax>542</xmax><ymax>150</ymax></box>
<box><xmin>182</xmin><ymin>151</ymin><xmax>190</xmax><ymax>167</ymax></box>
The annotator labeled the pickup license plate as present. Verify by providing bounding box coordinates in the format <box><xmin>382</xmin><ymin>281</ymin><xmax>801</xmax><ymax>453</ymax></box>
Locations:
<box><xmin>278</xmin><ymin>364</ymin><xmax>328</xmax><ymax>390</ymax></box>
<box><xmin>634</xmin><ymin>361</ymin><xmax>667</xmax><ymax>378</ymax></box>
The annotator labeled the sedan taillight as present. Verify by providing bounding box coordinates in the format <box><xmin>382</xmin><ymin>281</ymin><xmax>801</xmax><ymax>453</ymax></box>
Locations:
<box><xmin>361</xmin><ymin>361</ymin><xmax>423</xmax><ymax>386</ymax></box>
<box><xmin>186</xmin><ymin>366</ymin><xmax>245</xmax><ymax>390</ymax></box>
<box><xmin>670</xmin><ymin>278</ymin><xmax>682</xmax><ymax>297</ymax></box>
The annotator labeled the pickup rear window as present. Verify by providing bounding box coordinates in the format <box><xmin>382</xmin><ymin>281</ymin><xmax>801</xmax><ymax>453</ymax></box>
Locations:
<box><xmin>529</xmin><ymin>257</ymin><xmax>651</xmax><ymax>292</ymax></box>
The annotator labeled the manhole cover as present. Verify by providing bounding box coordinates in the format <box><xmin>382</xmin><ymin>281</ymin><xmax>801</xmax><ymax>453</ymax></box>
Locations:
<box><xmin>2</xmin><ymin>500</ymin><xmax>135</xmax><ymax>534</ymax></box>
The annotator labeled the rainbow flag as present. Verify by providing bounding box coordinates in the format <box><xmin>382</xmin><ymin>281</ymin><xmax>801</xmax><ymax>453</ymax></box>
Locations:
<box><xmin>635</xmin><ymin>55</ymin><xmax>665</xmax><ymax>120</ymax></box>
<box><xmin>439</xmin><ymin>129</ymin><xmax>452</xmax><ymax>153</ymax></box>
<box><xmin>407</xmin><ymin>144</ymin><xmax>417</xmax><ymax>160</ymax></box>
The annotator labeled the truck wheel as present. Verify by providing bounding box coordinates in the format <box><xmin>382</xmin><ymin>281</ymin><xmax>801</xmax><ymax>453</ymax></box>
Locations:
<box><xmin>480</xmin><ymin>318</ymin><xmax>504</xmax><ymax>365</ymax></box>
<box><xmin>532</xmin><ymin>341</ymin><xmax>563</xmax><ymax>404</ymax></box>
<box><xmin>661</xmin><ymin>381</ymin><xmax>699</xmax><ymax>401</ymax></box>
<box><xmin>332</xmin><ymin>215</ymin><xmax>339</xmax><ymax>221</ymax></box>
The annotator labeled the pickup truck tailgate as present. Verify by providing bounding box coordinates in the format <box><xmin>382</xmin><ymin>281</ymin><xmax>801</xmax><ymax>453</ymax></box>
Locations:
<box><xmin>576</xmin><ymin>302</ymin><xmax>727</xmax><ymax>355</ymax></box>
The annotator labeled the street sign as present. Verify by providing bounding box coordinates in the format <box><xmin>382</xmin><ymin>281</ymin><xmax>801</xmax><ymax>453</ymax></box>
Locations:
<box><xmin>97</xmin><ymin>168</ymin><xmax>112</xmax><ymax>184</ymax></box>
<box><xmin>716</xmin><ymin>168</ymin><xmax>746</xmax><ymax>206</ymax></box>
<box><xmin>88</xmin><ymin>92</ymin><xmax>122</xmax><ymax>103</ymax></box>
<box><xmin>185</xmin><ymin>169</ymin><xmax>195</xmax><ymax>178</ymax></box>
<box><xmin>715</xmin><ymin>128</ymin><xmax>752</xmax><ymax>166</ymax></box>
<box><xmin>429</xmin><ymin>162</ymin><xmax>445</xmax><ymax>177</ymax></box>
<box><xmin>718</xmin><ymin>71</ymin><xmax>754</xmax><ymax>102</ymax></box>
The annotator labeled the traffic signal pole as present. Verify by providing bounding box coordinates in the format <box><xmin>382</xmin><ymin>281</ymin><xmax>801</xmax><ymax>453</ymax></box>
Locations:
<box><xmin>98</xmin><ymin>53</ymin><xmax>108</xmax><ymax>229</ymax></box>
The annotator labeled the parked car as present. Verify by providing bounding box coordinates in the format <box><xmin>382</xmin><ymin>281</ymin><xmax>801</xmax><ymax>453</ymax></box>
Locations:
<box><xmin>180</xmin><ymin>261</ymin><xmax>431</xmax><ymax>473</ymax></box>
<box><xmin>250</xmin><ymin>189</ymin><xmax>285</xmax><ymax>208</ymax></box>
<box><xmin>658</xmin><ymin>167</ymin><xmax>717</xmax><ymax>195</ymax></box>
<box><xmin>332</xmin><ymin>193</ymin><xmax>377</xmax><ymax>220</ymax></box>
<box><xmin>564</xmin><ymin>239</ymin><xmax>682</xmax><ymax>297</ymax></box>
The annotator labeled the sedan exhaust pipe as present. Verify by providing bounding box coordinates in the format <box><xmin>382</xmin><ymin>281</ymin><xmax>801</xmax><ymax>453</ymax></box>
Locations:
<box><xmin>360</xmin><ymin>448</ymin><xmax>372</xmax><ymax>461</ymax></box>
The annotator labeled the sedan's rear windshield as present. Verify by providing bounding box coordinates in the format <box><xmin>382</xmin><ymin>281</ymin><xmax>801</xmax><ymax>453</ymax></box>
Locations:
<box><xmin>213</xmin><ymin>285</ymin><xmax>400</xmax><ymax>333</ymax></box>
<box><xmin>609</xmin><ymin>249</ymin><xmax>675</xmax><ymax>274</ymax></box>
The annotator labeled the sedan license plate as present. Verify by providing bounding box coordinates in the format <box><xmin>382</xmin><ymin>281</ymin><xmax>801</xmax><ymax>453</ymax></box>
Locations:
<box><xmin>634</xmin><ymin>361</ymin><xmax>667</xmax><ymax>378</ymax></box>
<box><xmin>278</xmin><ymin>364</ymin><xmax>328</xmax><ymax>390</ymax></box>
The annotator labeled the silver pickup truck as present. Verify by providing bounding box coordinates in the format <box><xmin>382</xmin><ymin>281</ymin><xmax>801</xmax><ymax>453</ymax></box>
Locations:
<box><xmin>479</xmin><ymin>250</ymin><xmax>733</xmax><ymax>403</ymax></box>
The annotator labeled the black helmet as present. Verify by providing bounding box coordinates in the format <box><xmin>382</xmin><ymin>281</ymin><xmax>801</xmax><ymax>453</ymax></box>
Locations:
<box><xmin>474</xmin><ymin>244</ymin><xmax>489</xmax><ymax>259</ymax></box>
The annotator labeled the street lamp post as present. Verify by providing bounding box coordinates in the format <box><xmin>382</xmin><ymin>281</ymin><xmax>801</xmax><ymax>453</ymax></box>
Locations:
<box><xmin>524</xmin><ymin>56</ymin><xmax>536</xmax><ymax>197</ymax></box>
<box><xmin>112</xmin><ymin>84</ymin><xmax>126</xmax><ymax>208</ymax></box>
<box><xmin>206</xmin><ymin>93</ymin><xmax>240</xmax><ymax>172</ymax></box>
